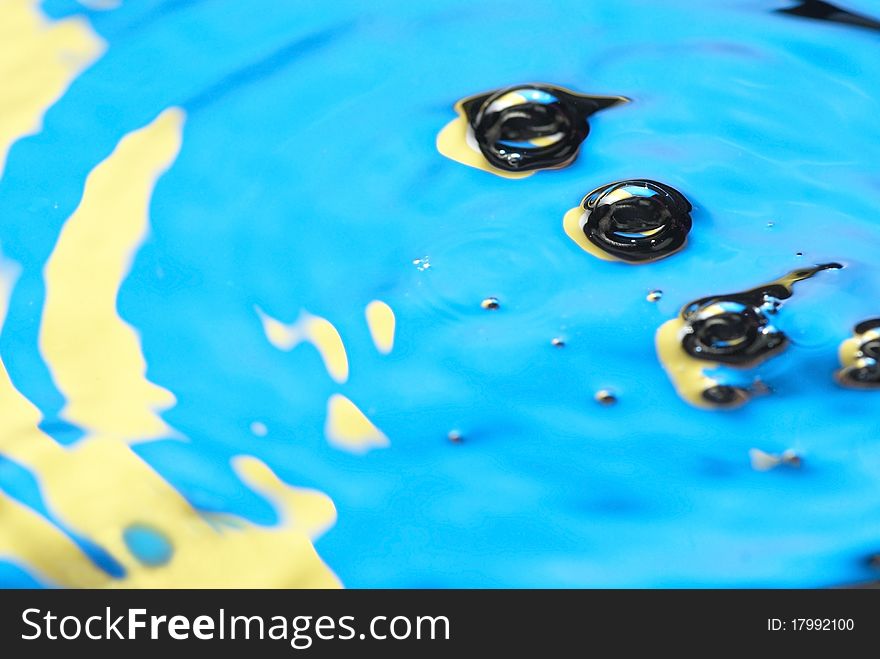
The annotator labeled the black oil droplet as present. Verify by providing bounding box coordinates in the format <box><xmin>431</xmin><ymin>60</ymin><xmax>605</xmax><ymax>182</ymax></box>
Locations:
<box><xmin>680</xmin><ymin>263</ymin><xmax>842</xmax><ymax>366</ymax></box>
<box><xmin>581</xmin><ymin>180</ymin><xmax>692</xmax><ymax>262</ymax></box>
<box><xmin>683</xmin><ymin>301</ymin><xmax>787</xmax><ymax>365</ymax></box>
<box><xmin>777</xmin><ymin>0</ymin><xmax>880</xmax><ymax>32</ymax></box>
<box><xmin>461</xmin><ymin>84</ymin><xmax>626</xmax><ymax>172</ymax></box>
<box><xmin>854</xmin><ymin>318</ymin><xmax>880</xmax><ymax>335</ymax></box>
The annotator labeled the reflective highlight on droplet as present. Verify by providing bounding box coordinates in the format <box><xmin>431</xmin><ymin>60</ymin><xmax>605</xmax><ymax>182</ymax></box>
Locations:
<box><xmin>437</xmin><ymin>84</ymin><xmax>628</xmax><ymax>178</ymax></box>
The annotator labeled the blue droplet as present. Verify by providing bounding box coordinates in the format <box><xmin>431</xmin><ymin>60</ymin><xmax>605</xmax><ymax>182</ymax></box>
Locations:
<box><xmin>123</xmin><ymin>524</ymin><xmax>173</xmax><ymax>567</ymax></box>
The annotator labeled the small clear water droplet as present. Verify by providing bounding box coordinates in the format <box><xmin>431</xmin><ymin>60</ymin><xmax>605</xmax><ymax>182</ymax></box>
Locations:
<box><xmin>795</xmin><ymin>252</ymin><xmax>803</xmax><ymax>257</ymax></box>
<box><xmin>250</xmin><ymin>421</ymin><xmax>268</xmax><ymax>437</ymax></box>
<box><xmin>448</xmin><ymin>430</ymin><xmax>463</xmax><ymax>443</ymax></box>
<box><xmin>766</xmin><ymin>221</ymin><xmax>774</xmax><ymax>228</ymax></box>
<box><xmin>646</xmin><ymin>289</ymin><xmax>663</xmax><ymax>302</ymax></box>
<box><xmin>412</xmin><ymin>256</ymin><xmax>431</xmax><ymax>271</ymax></box>
<box><xmin>551</xmin><ymin>337</ymin><xmax>565</xmax><ymax>347</ymax></box>
<box><xmin>481</xmin><ymin>297</ymin><xmax>500</xmax><ymax>310</ymax></box>
<box><xmin>594</xmin><ymin>389</ymin><xmax>617</xmax><ymax>405</ymax></box>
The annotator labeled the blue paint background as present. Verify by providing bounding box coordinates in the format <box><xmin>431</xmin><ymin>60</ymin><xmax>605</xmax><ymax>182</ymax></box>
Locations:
<box><xmin>1</xmin><ymin>0</ymin><xmax>879</xmax><ymax>586</ymax></box>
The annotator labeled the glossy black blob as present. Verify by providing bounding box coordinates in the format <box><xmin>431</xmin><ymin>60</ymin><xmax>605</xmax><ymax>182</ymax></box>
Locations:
<box><xmin>777</xmin><ymin>1</ymin><xmax>880</xmax><ymax>32</ymax></box>
<box><xmin>839</xmin><ymin>361</ymin><xmax>880</xmax><ymax>386</ymax></box>
<box><xmin>581</xmin><ymin>180</ymin><xmax>692</xmax><ymax>262</ymax></box>
<box><xmin>682</xmin><ymin>301</ymin><xmax>787</xmax><ymax>365</ymax></box>
<box><xmin>461</xmin><ymin>84</ymin><xmax>624</xmax><ymax>172</ymax></box>
<box><xmin>680</xmin><ymin>263</ymin><xmax>841</xmax><ymax>366</ymax></box>
<box><xmin>701</xmin><ymin>385</ymin><xmax>748</xmax><ymax>407</ymax></box>
<box><xmin>854</xmin><ymin>318</ymin><xmax>880</xmax><ymax>335</ymax></box>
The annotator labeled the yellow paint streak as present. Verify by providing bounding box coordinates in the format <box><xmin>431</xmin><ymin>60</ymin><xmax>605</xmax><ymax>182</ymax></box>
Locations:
<box><xmin>365</xmin><ymin>299</ymin><xmax>395</xmax><ymax>354</ymax></box>
<box><xmin>234</xmin><ymin>456</ymin><xmax>336</xmax><ymax>540</ymax></box>
<box><xmin>838</xmin><ymin>335</ymin><xmax>863</xmax><ymax>368</ymax></box>
<box><xmin>0</xmin><ymin>493</ymin><xmax>107</xmax><ymax>587</ymax></box>
<box><xmin>0</xmin><ymin>263</ymin><xmax>101</xmax><ymax>584</ymax></box>
<box><xmin>563</xmin><ymin>205</ymin><xmax>617</xmax><ymax>262</ymax></box>
<box><xmin>0</xmin><ymin>0</ymin><xmax>104</xmax><ymax>176</ymax></box>
<box><xmin>0</xmin><ymin>256</ymin><xmax>65</xmax><ymax>468</ymax></box>
<box><xmin>1</xmin><ymin>436</ymin><xmax>340</xmax><ymax>588</ymax></box>
<box><xmin>257</xmin><ymin>307</ymin><xmax>349</xmax><ymax>383</ymax></box>
<box><xmin>655</xmin><ymin>317</ymin><xmax>738</xmax><ymax>410</ymax></box>
<box><xmin>1</xmin><ymin>207</ymin><xmax>339</xmax><ymax>590</ymax></box>
<box><xmin>836</xmin><ymin>327</ymin><xmax>880</xmax><ymax>388</ymax></box>
<box><xmin>436</xmin><ymin>99</ymin><xmax>533</xmax><ymax>180</ymax></box>
<box><xmin>40</xmin><ymin>109</ymin><xmax>184</xmax><ymax>442</ymax></box>
<box><xmin>325</xmin><ymin>394</ymin><xmax>389</xmax><ymax>454</ymax></box>
<box><xmin>839</xmin><ymin>329</ymin><xmax>878</xmax><ymax>368</ymax></box>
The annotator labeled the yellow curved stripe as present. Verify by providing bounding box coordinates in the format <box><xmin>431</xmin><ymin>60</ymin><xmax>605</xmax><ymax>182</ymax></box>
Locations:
<box><xmin>0</xmin><ymin>0</ymin><xmax>104</xmax><ymax>176</ymax></box>
<box><xmin>0</xmin><ymin>254</ymin><xmax>65</xmax><ymax>467</ymax></box>
<box><xmin>325</xmin><ymin>393</ymin><xmax>389</xmax><ymax>454</ymax></box>
<box><xmin>234</xmin><ymin>456</ymin><xmax>337</xmax><ymax>541</ymax></box>
<box><xmin>40</xmin><ymin>109</ymin><xmax>184</xmax><ymax>442</ymax></box>
<box><xmin>365</xmin><ymin>299</ymin><xmax>395</xmax><ymax>354</ymax></box>
<box><xmin>0</xmin><ymin>493</ymin><xmax>107</xmax><ymax>587</ymax></box>
<box><xmin>3</xmin><ymin>435</ymin><xmax>341</xmax><ymax>588</ymax></box>
<box><xmin>3</xmin><ymin>233</ymin><xmax>340</xmax><ymax>588</ymax></box>
<box><xmin>257</xmin><ymin>307</ymin><xmax>349</xmax><ymax>383</ymax></box>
